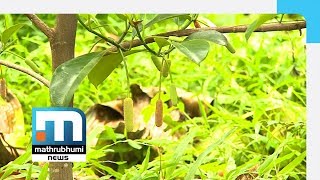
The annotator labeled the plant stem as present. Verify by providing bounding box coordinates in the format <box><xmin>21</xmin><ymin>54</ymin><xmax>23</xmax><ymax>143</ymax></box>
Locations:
<box><xmin>78</xmin><ymin>16</ymin><xmax>126</xmax><ymax>51</ymax></box>
<box><xmin>117</xmin><ymin>22</ymin><xmax>131</xmax><ymax>44</ymax></box>
<box><xmin>119</xmin><ymin>49</ymin><xmax>130</xmax><ymax>98</ymax></box>
<box><xmin>133</xmin><ymin>24</ymin><xmax>158</xmax><ymax>56</ymax></box>
<box><xmin>0</xmin><ymin>59</ymin><xmax>50</xmax><ymax>87</ymax></box>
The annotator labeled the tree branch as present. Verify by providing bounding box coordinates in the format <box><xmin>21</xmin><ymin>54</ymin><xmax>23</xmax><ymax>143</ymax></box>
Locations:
<box><xmin>25</xmin><ymin>14</ymin><xmax>55</xmax><ymax>40</ymax></box>
<box><xmin>107</xmin><ymin>21</ymin><xmax>306</xmax><ymax>52</ymax></box>
<box><xmin>0</xmin><ymin>60</ymin><xmax>50</xmax><ymax>87</ymax></box>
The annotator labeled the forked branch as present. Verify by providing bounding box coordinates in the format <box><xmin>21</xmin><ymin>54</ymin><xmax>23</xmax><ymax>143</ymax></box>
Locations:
<box><xmin>107</xmin><ymin>21</ymin><xmax>306</xmax><ymax>52</ymax></box>
<box><xmin>25</xmin><ymin>14</ymin><xmax>55</xmax><ymax>40</ymax></box>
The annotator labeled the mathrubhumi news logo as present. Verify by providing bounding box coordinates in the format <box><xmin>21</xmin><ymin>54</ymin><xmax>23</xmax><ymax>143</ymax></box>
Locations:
<box><xmin>32</xmin><ymin>107</ymin><xmax>86</xmax><ymax>162</ymax></box>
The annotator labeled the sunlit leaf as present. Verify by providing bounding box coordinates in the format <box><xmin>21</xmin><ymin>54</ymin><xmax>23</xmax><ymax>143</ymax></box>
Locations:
<box><xmin>92</xmin><ymin>162</ymin><xmax>122</xmax><ymax>179</ymax></box>
<box><xmin>187</xmin><ymin>30</ymin><xmax>235</xmax><ymax>53</ymax></box>
<box><xmin>145</xmin><ymin>14</ymin><xmax>190</xmax><ymax>28</ymax></box>
<box><xmin>116</xmin><ymin>14</ymin><xmax>128</xmax><ymax>21</ymax></box>
<box><xmin>278</xmin><ymin>151</ymin><xmax>306</xmax><ymax>175</ymax></box>
<box><xmin>38</xmin><ymin>163</ymin><xmax>48</xmax><ymax>180</ymax></box>
<box><xmin>184</xmin><ymin>128</ymin><xmax>236</xmax><ymax>180</ymax></box>
<box><xmin>154</xmin><ymin>37</ymin><xmax>170</xmax><ymax>48</ymax></box>
<box><xmin>258</xmin><ymin>140</ymin><xmax>287</xmax><ymax>175</ymax></box>
<box><xmin>50</xmin><ymin>51</ymin><xmax>106</xmax><ymax>106</ymax></box>
<box><xmin>173</xmin><ymin>15</ymin><xmax>192</xmax><ymax>27</ymax></box>
<box><xmin>166</xmin><ymin>129</ymin><xmax>197</xmax><ymax>176</ymax></box>
<box><xmin>225</xmin><ymin>157</ymin><xmax>260</xmax><ymax>180</ymax></box>
<box><xmin>26</xmin><ymin>164</ymin><xmax>32</xmax><ymax>180</ymax></box>
<box><xmin>128</xmin><ymin>139</ymin><xmax>142</xmax><ymax>150</ymax></box>
<box><xmin>139</xmin><ymin>147</ymin><xmax>150</xmax><ymax>174</ymax></box>
<box><xmin>245</xmin><ymin>14</ymin><xmax>277</xmax><ymax>40</ymax></box>
<box><xmin>88</xmin><ymin>52</ymin><xmax>123</xmax><ymax>88</ymax></box>
<box><xmin>171</xmin><ymin>40</ymin><xmax>210</xmax><ymax>65</ymax></box>
<box><xmin>1</xmin><ymin>24</ymin><xmax>25</xmax><ymax>45</ymax></box>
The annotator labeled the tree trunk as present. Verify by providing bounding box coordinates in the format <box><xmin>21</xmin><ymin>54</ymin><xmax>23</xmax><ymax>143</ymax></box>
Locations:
<box><xmin>48</xmin><ymin>14</ymin><xmax>77</xmax><ymax>180</ymax></box>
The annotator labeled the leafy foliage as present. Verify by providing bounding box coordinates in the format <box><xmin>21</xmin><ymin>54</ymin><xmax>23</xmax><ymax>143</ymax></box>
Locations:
<box><xmin>50</xmin><ymin>51</ymin><xmax>106</xmax><ymax>106</ymax></box>
<box><xmin>171</xmin><ymin>40</ymin><xmax>210</xmax><ymax>65</ymax></box>
<box><xmin>0</xmin><ymin>14</ymin><xmax>306</xmax><ymax>179</ymax></box>
<box><xmin>245</xmin><ymin>14</ymin><xmax>277</xmax><ymax>40</ymax></box>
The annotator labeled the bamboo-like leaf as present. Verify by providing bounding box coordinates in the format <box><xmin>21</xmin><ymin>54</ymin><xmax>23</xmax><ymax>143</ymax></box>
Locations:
<box><xmin>26</xmin><ymin>164</ymin><xmax>32</xmax><ymax>180</ymax></box>
<box><xmin>225</xmin><ymin>157</ymin><xmax>260</xmax><ymax>180</ymax></box>
<box><xmin>245</xmin><ymin>14</ymin><xmax>277</xmax><ymax>40</ymax></box>
<box><xmin>1</xmin><ymin>24</ymin><xmax>25</xmax><ymax>45</ymax></box>
<box><xmin>92</xmin><ymin>162</ymin><xmax>122</xmax><ymax>179</ymax></box>
<box><xmin>184</xmin><ymin>128</ymin><xmax>236</xmax><ymax>180</ymax></box>
<box><xmin>257</xmin><ymin>140</ymin><xmax>287</xmax><ymax>175</ymax></box>
<box><xmin>139</xmin><ymin>147</ymin><xmax>151</xmax><ymax>174</ymax></box>
<box><xmin>38</xmin><ymin>163</ymin><xmax>48</xmax><ymax>180</ymax></box>
<box><xmin>278</xmin><ymin>151</ymin><xmax>306</xmax><ymax>175</ymax></box>
<box><xmin>128</xmin><ymin>140</ymin><xmax>142</xmax><ymax>150</ymax></box>
<box><xmin>145</xmin><ymin>14</ymin><xmax>191</xmax><ymax>28</ymax></box>
<box><xmin>166</xmin><ymin>129</ymin><xmax>197</xmax><ymax>176</ymax></box>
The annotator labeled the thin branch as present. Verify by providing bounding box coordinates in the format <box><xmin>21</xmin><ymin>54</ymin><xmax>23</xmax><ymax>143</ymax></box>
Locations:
<box><xmin>25</xmin><ymin>14</ymin><xmax>55</xmax><ymax>40</ymax></box>
<box><xmin>0</xmin><ymin>60</ymin><xmax>50</xmax><ymax>87</ymax></box>
<box><xmin>107</xmin><ymin>21</ymin><xmax>306</xmax><ymax>53</ymax></box>
<box><xmin>77</xmin><ymin>16</ymin><xmax>126</xmax><ymax>51</ymax></box>
<box><xmin>117</xmin><ymin>24</ymin><xmax>130</xmax><ymax>44</ymax></box>
<box><xmin>133</xmin><ymin>25</ymin><xmax>158</xmax><ymax>56</ymax></box>
<box><xmin>162</xmin><ymin>15</ymin><xmax>196</xmax><ymax>55</ymax></box>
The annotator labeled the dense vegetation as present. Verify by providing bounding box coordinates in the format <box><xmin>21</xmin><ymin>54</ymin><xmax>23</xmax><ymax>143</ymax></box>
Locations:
<box><xmin>0</xmin><ymin>14</ymin><xmax>305</xmax><ymax>179</ymax></box>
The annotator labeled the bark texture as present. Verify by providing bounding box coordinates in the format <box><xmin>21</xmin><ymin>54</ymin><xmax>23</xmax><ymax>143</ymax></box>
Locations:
<box><xmin>48</xmin><ymin>14</ymin><xmax>77</xmax><ymax>180</ymax></box>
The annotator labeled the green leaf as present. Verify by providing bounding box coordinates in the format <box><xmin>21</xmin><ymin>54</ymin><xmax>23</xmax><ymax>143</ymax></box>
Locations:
<box><xmin>257</xmin><ymin>140</ymin><xmax>287</xmax><ymax>175</ymax></box>
<box><xmin>187</xmin><ymin>30</ymin><xmax>227</xmax><ymax>46</ymax></box>
<box><xmin>99</xmin><ymin>126</ymin><xmax>117</xmax><ymax>143</ymax></box>
<box><xmin>173</xmin><ymin>15</ymin><xmax>192</xmax><ymax>27</ymax></box>
<box><xmin>88</xmin><ymin>52</ymin><xmax>123</xmax><ymax>87</ymax></box>
<box><xmin>154</xmin><ymin>37</ymin><xmax>170</xmax><ymax>49</ymax></box>
<box><xmin>278</xmin><ymin>151</ymin><xmax>306</xmax><ymax>175</ymax></box>
<box><xmin>116</xmin><ymin>14</ymin><xmax>128</xmax><ymax>21</ymax></box>
<box><xmin>12</xmin><ymin>149</ymin><xmax>32</xmax><ymax>165</ymax></box>
<box><xmin>184</xmin><ymin>128</ymin><xmax>236</xmax><ymax>180</ymax></box>
<box><xmin>38</xmin><ymin>163</ymin><xmax>48</xmax><ymax>180</ymax></box>
<box><xmin>128</xmin><ymin>139</ymin><xmax>142</xmax><ymax>150</ymax></box>
<box><xmin>225</xmin><ymin>157</ymin><xmax>260</xmax><ymax>180</ymax></box>
<box><xmin>187</xmin><ymin>30</ymin><xmax>235</xmax><ymax>53</ymax></box>
<box><xmin>145</xmin><ymin>14</ymin><xmax>190</xmax><ymax>28</ymax></box>
<box><xmin>171</xmin><ymin>40</ymin><xmax>210</xmax><ymax>65</ymax></box>
<box><xmin>26</xmin><ymin>164</ymin><xmax>32</xmax><ymax>180</ymax></box>
<box><xmin>1</xmin><ymin>23</ymin><xmax>25</xmax><ymax>45</ymax></box>
<box><xmin>166</xmin><ymin>129</ymin><xmax>197</xmax><ymax>176</ymax></box>
<box><xmin>245</xmin><ymin>14</ymin><xmax>276</xmax><ymax>40</ymax></box>
<box><xmin>92</xmin><ymin>161</ymin><xmax>122</xmax><ymax>179</ymax></box>
<box><xmin>139</xmin><ymin>147</ymin><xmax>151</xmax><ymax>174</ymax></box>
<box><xmin>50</xmin><ymin>51</ymin><xmax>106</xmax><ymax>106</ymax></box>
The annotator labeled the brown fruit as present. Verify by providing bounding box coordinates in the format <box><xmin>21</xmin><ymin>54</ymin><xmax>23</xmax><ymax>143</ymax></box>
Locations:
<box><xmin>194</xmin><ymin>20</ymin><xmax>201</xmax><ymax>28</ymax></box>
<box><xmin>155</xmin><ymin>99</ymin><xmax>163</xmax><ymax>127</ymax></box>
<box><xmin>0</xmin><ymin>78</ymin><xmax>7</xmax><ymax>99</ymax></box>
